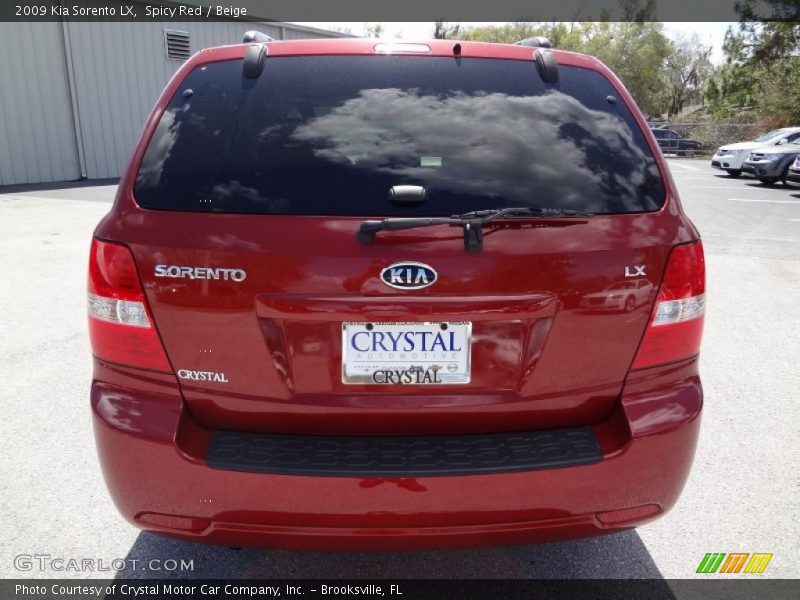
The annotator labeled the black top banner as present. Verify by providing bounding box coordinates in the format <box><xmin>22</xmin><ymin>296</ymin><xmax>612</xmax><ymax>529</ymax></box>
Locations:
<box><xmin>1</xmin><ymin>0</ymin><xmax>799</xmax><ymax>22</ymax></box>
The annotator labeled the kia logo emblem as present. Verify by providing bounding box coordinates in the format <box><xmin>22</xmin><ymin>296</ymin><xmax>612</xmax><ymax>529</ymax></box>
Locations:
<box><xmin>380</xmin><ymin>262</ymin><xmax>437</xmax><ymax>290</ymax></box>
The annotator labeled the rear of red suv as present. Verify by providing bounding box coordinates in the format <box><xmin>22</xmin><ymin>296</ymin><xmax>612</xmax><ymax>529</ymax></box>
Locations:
<box><xmin>89</xmin><ymin>38</ymin><xmax>704</xmax><ymax>549</ymax></box>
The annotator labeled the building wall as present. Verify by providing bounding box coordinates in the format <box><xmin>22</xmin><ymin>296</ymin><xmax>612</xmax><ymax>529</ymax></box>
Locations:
<box><xmin>0</xmin><ymin>20</ymin><xmax>345</xmax><ymax>186</ymax></box>
<box><xmin>0</xmin><ymin>22</ymin><xmax>82</xmax><ymax>185</ymax></box>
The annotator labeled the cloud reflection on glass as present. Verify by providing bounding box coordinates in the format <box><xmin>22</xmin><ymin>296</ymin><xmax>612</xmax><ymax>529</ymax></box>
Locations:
<box><xmin>293</xmin><ymin>88</ymin><xmax>661</xmax><ymax>213</ymax></box>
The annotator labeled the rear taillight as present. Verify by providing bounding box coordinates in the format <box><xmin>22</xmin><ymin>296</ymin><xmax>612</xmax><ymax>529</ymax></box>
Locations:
<box><xmin>631</xmin><ymin>241</ymin><xmax>705</xmax><ymax>370</ymax></box>
<box><xmin>87</xmin><ymin>239</ymin><xmax>171</xmax><ymax>372</ymax></box>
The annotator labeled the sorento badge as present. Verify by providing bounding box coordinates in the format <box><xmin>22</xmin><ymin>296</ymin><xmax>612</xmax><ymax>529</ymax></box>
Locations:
<box><xmin>380</xmin><ymin>262</ymin><xmax>437</xmax><ymax>290</ymax></box>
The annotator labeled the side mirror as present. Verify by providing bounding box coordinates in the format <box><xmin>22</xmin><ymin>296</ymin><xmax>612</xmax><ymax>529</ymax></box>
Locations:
<box><xmin>776</xmin><ymin>138</ymin><xmax>788</xmax><ymax>145</ymax></box>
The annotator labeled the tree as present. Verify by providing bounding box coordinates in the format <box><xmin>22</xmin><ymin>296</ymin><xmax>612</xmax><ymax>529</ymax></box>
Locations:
<box><xmin>705</xmin><ymin>19</ymin><xmax>800</xmax><ymax>124</ymax></box>
<box><xmin>618</xmin><ymin>0</ymin><xmax>658</xmax><ymax>21</ymax></box>
<box><xmin>735</xmin><ymin>0</ymin><xmax>800</xmax><ymax>21</ymax></box>
<box><xmin>363</xmin><ymin>23</ymin><xmax>385</xmax><ymax>39</ymax></box>
<box><xmin>456</xmin><ymin>22</ymin><xmax>583</xmax><ymax>49</ymax></box>
<box><xmin>704</xmin><ymin>61</ymin><xmax>759</xmax><ymax>115</ymax></box>
<box><xmin>433</xmin><ymin>22</ymin><xmax>460</xmax><ymax>40</ymax></box>
<box><xmin>581</xmin><ymin>21</ymin><xmax>672</xmax><ymax>116</ymax></box>
<box><xmin>456</xmin><ymin>20</ymin><xmax>672</xmax><ymax>116</ymax></box>
<box><xmin>661</xmin><ymin>34</ymin><xmax>713</xmax><ymax>116</ymax></box>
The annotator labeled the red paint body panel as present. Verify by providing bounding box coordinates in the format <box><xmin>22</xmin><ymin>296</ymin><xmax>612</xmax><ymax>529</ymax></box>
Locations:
<box><xmin>90</xmin><ymin>39</ymin><xmax>703</xmax><ymax>548</ymax></box>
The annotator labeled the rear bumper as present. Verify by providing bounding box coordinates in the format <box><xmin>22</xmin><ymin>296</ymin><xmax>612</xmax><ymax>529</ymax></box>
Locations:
<box><xmin>91</xmin><ymin>358</ymin><xmax>702</xmax><ymax>550</ymax></box>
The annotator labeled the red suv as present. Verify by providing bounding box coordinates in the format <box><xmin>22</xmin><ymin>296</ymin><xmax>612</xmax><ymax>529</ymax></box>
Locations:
<box><xmin>88</xmin><ymin>38</ymin><xmax>705</xmax><ymax>549</ymax></box>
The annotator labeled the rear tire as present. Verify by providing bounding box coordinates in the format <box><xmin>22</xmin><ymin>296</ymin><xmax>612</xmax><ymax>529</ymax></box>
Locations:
<box><xmin>758</xmin><ymin>177</ymin><xmax>778</xmax><ymax>186</ymax></box>
<box><xmin>624</xmin><ymin>296</ymin><xmax>636</xmax><ymax>313</ymax></box>
<box><xmin>781</xmin><ymin>165</ymin><xmax>791</xmax><ymax>186</ymax></box>
<box><xmin>726</xmin><ymin>170</ymin><xmax>742</xmax><ymax>178</ymax></box>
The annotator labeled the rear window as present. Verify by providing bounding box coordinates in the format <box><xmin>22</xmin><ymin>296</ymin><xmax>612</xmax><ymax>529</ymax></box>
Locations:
<box><xmin>134</xmin><ymin>55</ymin><xmax>664</xmax><ymax>216</ymax></box>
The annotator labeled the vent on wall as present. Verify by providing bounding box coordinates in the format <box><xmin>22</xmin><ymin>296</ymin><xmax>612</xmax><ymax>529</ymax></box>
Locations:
<box><xmin>164</xmin><ymin>29</ymin><xmax>190</xmax><ymax>60</ymax></box>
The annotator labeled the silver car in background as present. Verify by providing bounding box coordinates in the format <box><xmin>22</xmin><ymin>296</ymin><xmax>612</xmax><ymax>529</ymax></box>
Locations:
<box><xmin>742</xmin><ymin>138</ymin><xmax>800</xmax><ymax>186</ymax></box>
<box><xmin>712</xmin><ymin>127</ymin><xmax>800</xmax><ymax>177</ymax></box>
<box><xmin>786</xmin><ymin>155</ymin><xmax>800</xmax><ymax>187</ymax></box>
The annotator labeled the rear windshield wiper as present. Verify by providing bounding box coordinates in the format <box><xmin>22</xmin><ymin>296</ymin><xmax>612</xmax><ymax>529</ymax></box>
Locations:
<box><xmin>357</xmin><ymin>207</ymin><xmax>593</xmax><ymax>251</ymax></box>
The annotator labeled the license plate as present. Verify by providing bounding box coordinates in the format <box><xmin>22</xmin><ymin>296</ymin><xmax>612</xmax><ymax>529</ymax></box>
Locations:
<box><xmin>342</xmin><ymin>321</ymin><xmax>471</xmax><ymax>384</ymax></box>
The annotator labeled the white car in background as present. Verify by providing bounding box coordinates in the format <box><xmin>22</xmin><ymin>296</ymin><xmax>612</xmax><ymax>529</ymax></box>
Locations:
<box><xmin>580</xmin><ymin>280</ymin><xmax>654</xmax><ymax>313</ymax></box>
<box><xmin>711</xmin><ymin>127</ymin><xmax>800</xmax><ymax>177</ymax></box>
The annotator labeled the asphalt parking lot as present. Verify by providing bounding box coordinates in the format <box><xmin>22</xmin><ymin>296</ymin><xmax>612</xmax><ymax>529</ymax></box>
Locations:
<box><xmin>0</xmin><ymin>159</ymin><xmax>798</xmax><ymax>580</ymax></box>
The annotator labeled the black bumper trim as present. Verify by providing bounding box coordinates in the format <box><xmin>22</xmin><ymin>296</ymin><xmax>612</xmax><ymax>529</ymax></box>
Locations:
<box><xmin>207</xmin><ymin>427</ymin><xmax>603</xmax><ymax>477</ymax></box>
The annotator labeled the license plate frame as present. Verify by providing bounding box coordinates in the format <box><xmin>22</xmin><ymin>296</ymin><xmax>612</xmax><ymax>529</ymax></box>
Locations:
<box><xmin>341</xmin><ymin>321</ymin><xmax>472</xmax><ymax>385</ymax></box>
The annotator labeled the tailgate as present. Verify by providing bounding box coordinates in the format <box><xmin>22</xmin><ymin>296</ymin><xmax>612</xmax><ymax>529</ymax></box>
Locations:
<box><xmin>132</xmin><ymin>212</ymin><xmax>669</xmax><ymax>435</ymax></box>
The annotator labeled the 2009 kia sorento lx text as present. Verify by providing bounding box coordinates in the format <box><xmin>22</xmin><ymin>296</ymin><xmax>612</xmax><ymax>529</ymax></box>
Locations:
<box><xmin>88</xmin><ymin>37</ymin><xmax>705</xmax><ymax>550</ymax></box>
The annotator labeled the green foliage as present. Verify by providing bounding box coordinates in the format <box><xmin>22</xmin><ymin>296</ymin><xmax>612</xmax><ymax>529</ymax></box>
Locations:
<box><xmin>583</xmin><ymin>22</ymin><xmax>672</xmax><ymax>116</ymax></box>
<box><xmin>660</xmin><ymin>34</ymin><xmax>713</xmax><ymax>116</ymax></box>
<box><xmin>451</xmin><ymin>0</ymin><xmax>798</xmax><ymax>124</ymax></box>
<box><xmin>735</xmin><ymin>0</ymin><xmax>800</xmax><ymax>21</ymax></box>
<box><xmin>704</xmin><ymin>61</ymin><xmax>760</xmax><ymax>117</ymax></box>
<box><xmin>705</xmin><ymin>20</ymin><xmax>800</xmax><ymax>125</ymax></box>
<box><xmin>433</xmin><ymin>22</ymin><xmax>461</xmax><ymax>39</ymax></box>
<box><xmin>758</xmin><ymin>58</ymin><xmax>800</xmax><ymax>126</ymax></box>
<box><xmin>458</xmin><ymin>21</ymin><xmax>671</xmax><ymax>116</ymax></box>
<box><xmin>363</xmin><ymin>23</ymin><xmax>384</xmax><ymax>39</ymax></box>
<box><xmin>457</xmin><ymin>22</ymin><xmax>565</xmax><ymax>45</ymax></box>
